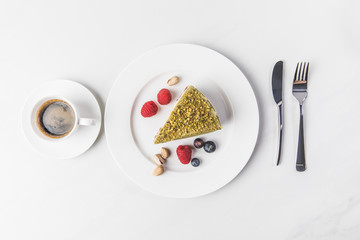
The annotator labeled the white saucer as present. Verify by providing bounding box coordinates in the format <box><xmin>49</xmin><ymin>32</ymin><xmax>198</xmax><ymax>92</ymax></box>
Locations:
<box><xmin>22</xmin><ymin>80</ymin><xmax>102</xmax><ymax>159</ymax></box>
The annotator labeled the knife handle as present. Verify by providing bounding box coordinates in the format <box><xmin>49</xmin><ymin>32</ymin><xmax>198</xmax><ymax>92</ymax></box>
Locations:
<box><xmin>296</xmin><ymin>104</ymin><xmax>306</xmax><ymax>171</ymax></box>
<box><xmin>276</xmin><ymin>102</ymin><xmax>283</xmax><ymax>165</ymax></box>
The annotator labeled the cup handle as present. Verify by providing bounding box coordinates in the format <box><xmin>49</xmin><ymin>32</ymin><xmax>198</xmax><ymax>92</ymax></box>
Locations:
<box><xmin>78</xmin><ymin>118</ymin><xmax>96</xmax><ymax>126</ymax></box>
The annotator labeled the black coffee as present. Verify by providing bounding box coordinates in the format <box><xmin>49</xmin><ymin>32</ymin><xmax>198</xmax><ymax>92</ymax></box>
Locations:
<box><xmin>40</xmin><ymin>101</ymin><xmax>75</xmax><ymax>136</ymax></box>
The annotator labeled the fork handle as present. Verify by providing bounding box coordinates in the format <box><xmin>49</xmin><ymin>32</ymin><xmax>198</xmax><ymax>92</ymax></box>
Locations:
<box><xmin>296</xmin><ymin>105</ymin><xmax>306</xmax><ymax>171</ymax></box>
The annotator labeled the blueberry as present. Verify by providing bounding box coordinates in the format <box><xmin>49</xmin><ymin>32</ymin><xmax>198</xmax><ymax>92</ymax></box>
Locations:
<box><xmin>204</xmin><ymin>141</ymin><xmax>216</xmax><ymax>153</ymax></box>
<box><xmin>191</xmin><ymin>158</ymin><xmax>200</xmax><ymax>167</ymax></box>
<box><xmin>193</xmin><ymin>138</ymin><xmax>204</xmax><ymax>149</ymax></box>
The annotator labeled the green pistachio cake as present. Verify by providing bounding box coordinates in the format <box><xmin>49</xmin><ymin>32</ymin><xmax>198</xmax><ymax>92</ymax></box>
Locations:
<box><xmin>154</xmin><ymin>85</ymin><xmax>222</xmax><ymax>144</ymax></box>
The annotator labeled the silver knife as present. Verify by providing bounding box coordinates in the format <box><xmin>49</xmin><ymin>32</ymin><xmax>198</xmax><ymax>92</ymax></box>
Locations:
<box><xmin>272</xmin><ymin>61</ymin><xmax>283</xmax><ymax>165</ymax></box>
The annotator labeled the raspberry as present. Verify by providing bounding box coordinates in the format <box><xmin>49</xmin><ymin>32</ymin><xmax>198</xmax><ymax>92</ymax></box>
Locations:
<box><xmin>176</xmin><ymin>145</ymin><xmax>192</xmax><ymax>164</ymax></box>
<box><xmin>157</xmin><ymin>88</ymin><xmax>172</xmax><ymax>105</ymax></box>
<box><xmin>141</xmin><ymin>101</ymin><xmax>158</xmax><ymax>118</ymax></box>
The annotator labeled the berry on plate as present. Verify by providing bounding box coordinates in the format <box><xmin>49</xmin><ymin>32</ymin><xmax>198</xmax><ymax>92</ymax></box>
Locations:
<box><xmin>204</xmin><ymin>141</ymin><xmax>216</xmax><ymax>153</ymax></box>
<box><xmin>157</xmin><ymin>88</ymin><xmax>172</xmax><ymax>105</ymax></box>
<box><xmin>176</xmin><ymin>145</ymin><xmax>192</xmax><ymax>164</ymax></box>
<box><xmin>141</xmin><ymin>101</ymin><xmax>158</xmax><ymax>118</ymax></box>
<box><xmin>193</xmin><ymin>138</ymin><xmax>204</xmax><ymax>149</ymax></box>
<box><xmin>191</xmin><ymin>158</ymin><xmax>200</xmax><ymax>167</ymax></box>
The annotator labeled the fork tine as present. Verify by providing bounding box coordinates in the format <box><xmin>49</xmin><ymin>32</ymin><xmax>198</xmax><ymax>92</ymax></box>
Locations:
<box><xmin>298</xmin><ymin>62</ymin><xmax>303</xmax><ymax>81</ymax></box>
<box><xmin>294</xmin><ymin>63</ymin><xmax>299</xmax><ymax>81</ymax></box>
<box><xmin>293</xmin><ymin>62</ymin><xmax>309</xmax><ymax>85</ymax></box>
<box><xmin>304</xmin><ymin>62</ymin><xmax>309</xmax><ymax>81</ymax></box>
<box><xmin>301</xmin><ymin>62</ymin><xmax>306</xmax><ymax>80</ymax></box>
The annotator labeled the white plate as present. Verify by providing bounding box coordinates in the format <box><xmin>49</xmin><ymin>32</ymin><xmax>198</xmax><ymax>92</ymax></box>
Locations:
<box><xmin>22</xmin><ymin>80</ymin><xmax>102</xmax><ymax>159</ymax></box>
<box><xmin>105</xmin><ymin>44</ymin><xmax>259</xmax><ymax>198</ymax></box>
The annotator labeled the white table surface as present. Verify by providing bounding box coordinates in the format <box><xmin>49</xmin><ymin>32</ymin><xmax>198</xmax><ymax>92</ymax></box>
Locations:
<box><xmin>1</xmin><ymin>0</ymin><xmax>360</xmax><ymax>239</ymax></box>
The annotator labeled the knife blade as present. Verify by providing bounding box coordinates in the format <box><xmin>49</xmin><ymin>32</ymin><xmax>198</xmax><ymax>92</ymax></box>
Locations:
<box><xmin>272</xmin><ymin>61</ymin><xmax>283</xmax><ymax>165</ymax></box>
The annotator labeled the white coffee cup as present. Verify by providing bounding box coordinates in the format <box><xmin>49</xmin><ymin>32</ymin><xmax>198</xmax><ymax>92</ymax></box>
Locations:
<box><xmin>31</xmin><ymin>97</ymin><xmax>96</xmax><ymax>141</ymax></box>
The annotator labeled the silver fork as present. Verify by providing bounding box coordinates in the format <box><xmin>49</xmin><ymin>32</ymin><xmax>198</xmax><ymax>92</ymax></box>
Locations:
<box><xmin>292</xmin><ymin>62</ymin><xmax>309</xmax><ymax>172</ymax></box>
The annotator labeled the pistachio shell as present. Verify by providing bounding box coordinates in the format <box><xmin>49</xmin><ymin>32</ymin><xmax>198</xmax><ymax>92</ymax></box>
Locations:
<box><xmin>161</xmin><ymin>147</ymin><xmax>170</xmax><ymax>159</ymax></box>
<box><xmin>167</xmin><ymin>76</ymin><xmax>179</xmax><ymax>86</ymax></box>
<box><xmin>153</xmin><ymin>165</ymin><xmax>164</xmax><ymax>176</ymax></box>
<box><xmin>153</xmin><ymin>154</ymin><xmax>166</xmax><ymax>165</ymax></box>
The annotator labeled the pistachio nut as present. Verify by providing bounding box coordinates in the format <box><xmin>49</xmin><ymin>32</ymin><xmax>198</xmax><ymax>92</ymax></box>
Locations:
<box><xmin>161</xmin><ymin>147</ymin><xmax>170</xmax><ymax>159</ymax></box>
<box><xmin>167</xmin><ymin>76</ymin><xmax>179</xmax><ymax>86</ymax></box>
<box><xmin>153</xmin><ymin>154</ymin><xmax>166</xmax><ymax>165</ymax></box>
<box><xmin>153</xmin><ymin>165</ymin><xmax>164</xmax><ymax>176</ymax></box>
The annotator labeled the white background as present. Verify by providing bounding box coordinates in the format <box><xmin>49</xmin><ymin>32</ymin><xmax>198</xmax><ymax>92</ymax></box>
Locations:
<box><xmin>1</xmin><ymin>0</ymin><xmax>360</xmax><ymax>239</ymax></box>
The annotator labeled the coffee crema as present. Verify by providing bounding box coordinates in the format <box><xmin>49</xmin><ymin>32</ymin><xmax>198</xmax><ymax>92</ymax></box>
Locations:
<box><xmin>36</xmin><ymin>99</ymin><xmax>75</xmax><ymax>139</ymax></box>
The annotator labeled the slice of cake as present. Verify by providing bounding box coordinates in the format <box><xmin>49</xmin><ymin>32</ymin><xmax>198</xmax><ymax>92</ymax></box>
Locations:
<box><xmin>154</xmin><ymin>85</ymin><xmax>222</xmax><ymax>144</ymax></box>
